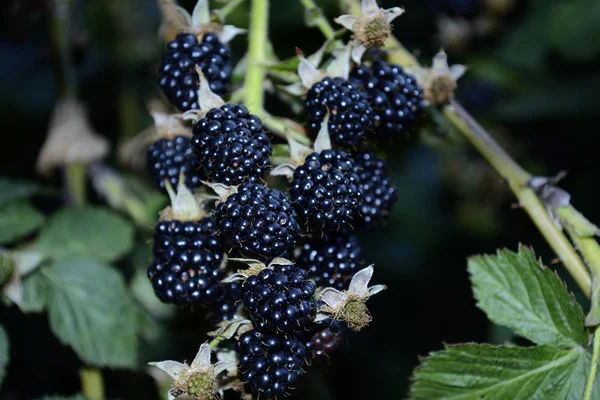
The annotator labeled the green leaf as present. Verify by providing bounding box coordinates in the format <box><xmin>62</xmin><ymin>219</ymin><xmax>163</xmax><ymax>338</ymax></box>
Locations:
<box><xmin>20</xmin><ymin>270</ymin><xmax>48</xmax><ymax>313</ymax></box>
<box><xmin>547</xmin><ymin>0</ymin><xmax>600</xmax><ymax>62</ymax></box>
<box><xmin>410</xmin><ymin>344</ymin><xmax>590</xmax><ymax>400</ymax></box>
<box><xmin>0</xmin><ymin>201</ymin><xmax>44</xmax><ymax>244</ymax></box>
<box><xmin>0</xmin><ymin>324</ymin><xmax>8</xmax><ymax>388</ymax></box>
<box><xmin>43</xmin><ymin>258</ymin><xmax>138</xmax><ymax>368</ymax></box>
<box><xmin>37</xmin><ymin>207</ymin><xmax>134</xmax><ymax>262</ymax></box>
<box><xmin>468</xmin><ymin>247</ymin><xmax>587</xmax><ymax>348</ymax></box>
<box><xmin>0</xmin><ymin>178</ymin><xmax>43</xmax><ymax>207</ymax></box>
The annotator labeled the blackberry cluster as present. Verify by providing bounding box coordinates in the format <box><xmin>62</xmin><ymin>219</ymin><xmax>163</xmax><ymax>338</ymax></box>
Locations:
<box><xmin>241</xmin><ymin>264</ymin><xmax>316</xmax><ymax>335</ymax></box>
<box><xmin>147</xmin><ymin>218</ymin><xmax>224</xmax><ymax>305</ymax></box>
<box><xmin>146</xmin><ymin>136</ymin><xmax>203</xmax><ymax>193</ymax></box>
<box><xmin>295</xmin><ymin>232</ymin><xmax>362</xmax><ymax>290</ymax></box>
<box><xmin>215</xmin><ymin>183</ymin><xmax>300</xmax><ymax>262</ymax></box>
<box><xmin>236</xmin><ymin>329</ymin><xmax>308</xmax><ymax>398</ymax></box>
<box><xmin>353</xmin><ymin>152</ymin><xmax>397</xmax><ymax>229</ymax></box>
<box><xmin>304</xmin><ymin>77</ymin><xmax>374</xmax><ymax>148</ymax></box>
<box><xmin>350</xmin><ymin>61</ymin><xmax>424</xmax><ymax>137</ymax></box>
<box><xmin>213</xmin><ymin>281</ymin><xmax>242</xmax><ymax>324</ymax></box>
<box><xmin>289</xmin><ymin>150</ymin><xmax>363</xmax><ymax>233</ymax></box>
<box><xmin>158</xmin><ymin>33</ymin><xmax>232</xmax><ymax>111</ymax></box>
<box><xmin>306</xmin><ymin>319</ymin><xmax>347</xmax><ymax>360</ymax></box>
<box><xmin>191</xmin><ymin>104</ymin><xmax>272</xmax><ymax>186</ymax></box>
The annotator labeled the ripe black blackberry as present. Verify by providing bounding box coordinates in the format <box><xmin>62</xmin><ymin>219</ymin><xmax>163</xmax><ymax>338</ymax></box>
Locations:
<box><xmin>295</xmin><ymin>232</ymin><xmax>362</xmax><ymax>290</ymax></box>
<box><xmin>212</xmin><ymin>281</ymin><xmax>242</xmax><ymax>324</ymax></box>
<box><xmin>241</xmin><ymin>264</ymin><xmax>316</xmax><ymax>335</ymax></box>
<box><xmin>289</xmin><ymin>150</ymin><xmax>363</xmax><ymax>233</ymax></box>
<box><xmin>147</xmin><ymin>136</ymin><xmax>203</xmax><ymax>193</ymax></box>
<box><xmin>148</xmin><ymin>217</ymin><xmax>224</xmax><ymax>306</ymax></box>
<box><xmin>350</xmin><ymin>61</ymin><xmax>424</xmax><ymax>137</ymax></box>
<box><xmin>215</xmin><ymin>183</ymin><xmax>300</xmax><ymax>262</ymax></box>
<box><xmin>158</xmin><ymin>32</ymin><xmax>232</xmax><ymax>111</ymax></box>
<box><xmin>353</xmin><ymin>152</ymin><xmax>397</xmax><ymax>229</ymax></box>
<box><xmin>236</xmin><ymin>329</ymin><xmax>308</xmax><ymax>398</ymax></box>
<box><xmin>191</xmin><ymin>104</ymin><xmax>272</xmax><ymax>186</ymax></box>
<box><xmin>304</xmin><ymin>77</ymin><xmax>374</xmax><ymax>148</ymax></box>
<box><xmin>306</xmin><ymin>319</ymin><xmax>347</xmax><ymax>360</ymax></box>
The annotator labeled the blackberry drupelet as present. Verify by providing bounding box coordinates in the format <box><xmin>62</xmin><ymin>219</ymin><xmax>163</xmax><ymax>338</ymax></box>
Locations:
<box><xmin>147</xmin><ymin>136</ymin><xmax>203</xmax><ymax>193</ymax></box>
<box><xmin>191</xmin><ymin>104</ymin><xmax>272</xmax><ymax>186</ymax></box>
<box><xmin>212</xmin><ymin>281</ymin><xmax>242</xmax><ymax>324</ymax></box>
<box><xmin>241</xmin><ymin>264</ymin><xmax>316</xmax><ymax>335</ymax></box>
<box><xmin>236</xmin><ymin>329</ymin><xmax>308</xmax><ymax>398</ymax></box>
<box><xmin>215</xmin><ymin>183</ymin><xmax>300</xmax><ymax>262</ymax></box>
<box><xmin>158</xmin><ymin>32</ymin><xmax>232</xmax><ymax>111</ymax></box>
<box><xmin>353</xmin><ymin>152</ymin><xmax>397</xmax><ymax>229</ymax></box>
<box><xmin>295</xmin><ymin>232</ymin><xmax>362</xmax><ymax>290</ymax></box>
<box><xmin>306</xmin><ymin>319</ymin><xmax>347</xmax><ymax>360</ymax></box>
<box><xmin>304</xmin><ymin>77</ymin><xmax>374</xmax><ymax>148</ymax></box>
<box><xmin>289</xmin><ymin>150</ymin><xmax>363</xmax><ymax>233</ymax></box>
<box><xmin>148</xmin><ymin>217</ymin><xmax>224</xmax><ymax>305</ymax></box>
<box><xmin>350</xmin><ymin>61</ymin><xmax>424</xmax><ymax>137</ymax></box>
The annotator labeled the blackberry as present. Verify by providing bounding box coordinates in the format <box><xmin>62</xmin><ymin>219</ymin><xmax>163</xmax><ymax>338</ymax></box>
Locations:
<box><xmin>306</xmin><ymin>319</ymin><xmax>347</xmax><ymax>360</ymax></box>
<box><xmin>241</xmin><ymin>264</ymin><xmax>316</xmax><ymax>335</ymax></box>
<box><xmin>191</xmin><ymin>104</ymin><xmax>272</xmax><ymax>186</ymax></box>
<box><xmin>215</xmin><ymin>183</ymin><xmax>300</xmax><ymax>262</ymax></box>
<box><xmin>295</xmin><ymin>232</ymin><xmax>362</xmax><ymax>290</ymax></box>
<box><xmin>289</xmin><ymin>150</ymin><xmax>363</xmax><ymax>233</ymax></box>
<box><xmin>158</xmin><ymin>32</ymin><xmax>232</xmax><ymax>111</ymax></box>
<box><xmin>236</xmin><ymin>329</ymin><xmax>308</xmax><ymax>397</ymax></box>
<box><xmin>213</xmin><ymin>281</ymin><xmax>242</xmax><ymax>324</ymax></box>
<box><xmin>148</xmin><ymin>217</ymin><xmax>224</xmax><ymax>305</ymax></box>
<box><xmin>350</xmin><ymin>61</ymin><xmax>424</xmax><ymax>137</ymax></box>
<box><xmin>304</xmin><ymin>77</ymin><xmax>374</xmax><ymax>148</ymax></box>
<box><xmin>146</xmin><ymin>136</ymin><xmax>203</xmax><ymax>193</ymax></box>
<box><xmin>353</xmin><ymin>152</ymin><xmax>397</xmax><ymax>229</ymax></box>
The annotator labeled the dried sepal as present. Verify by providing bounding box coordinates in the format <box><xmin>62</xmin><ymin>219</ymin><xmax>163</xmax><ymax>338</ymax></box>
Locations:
<box><xmin>297</xmin><ymin>55</ymin><xmax>325</xmax><ymax>89</ymax></box>
<box><xmin>316</xmin><ymin>265</ymin><xmax>386</xmax><ymax>331</ymax></box>
<box><xmin>208</xmin><ymin>319</ymin><xmax>253</xmax><ymax>340</ymax></box>
<box><xmin>325</xmin><ymin>43</ymin><xmax>352</xmax><ymax>80</ymax></box>
<box><xmin>182</xmin><ymin>66</ymin><xmax>226</xmax><ymax>122</ymax></box>
<box><xmin>270</xmin><ymin>131</ymin><xmax>313</xmax><ymax>179</ymax></box>
<box><xmin>36</xmin><ymin>98</ymin><xmax>109</xmax><ymax>176</ymax></box>
<box><xmin>217</xmin><ymin>25</ymin><xmax>247</xmax><ymax>44</ymax></box>
<box><xmin>160</xmin><ymin>174</ymin><xmax>207</xmax><ymax>222</ymax></box>
<box><xmin>436</xmin><ymin>16</ymin><xmax>473</xmax><ymax>53</ymax></box>
<box><xmin>407</xmin><ymin>50</ymin><xmax>466</xmax><ymax>107</ymax></box>
<box><xmin>202</xmin><ymin>181</ymin><xmax>238</xmax><ymax>203</ymax></box>
<box><xmin>335</xmin><ymin>0</ymin><xmax>404</xmax><ymax>48</ymax></box>
<box><xmin>313</xmin><ymin>113</ymin><xmax>333</xmax><ymax>153</ymax></box>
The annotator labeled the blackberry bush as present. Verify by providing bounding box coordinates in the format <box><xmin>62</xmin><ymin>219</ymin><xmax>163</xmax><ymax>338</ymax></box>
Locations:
<box><xmin>215</xmin><ymin>183</ymin><xmax>300</xmax><ymax>262</ymax></box>
<box><xmin>191</xmin><ymin>104</ymin><xmax>272</xmax><ymax>186</ymax></box>
<box><xmin>353</xmin><ymin>151</ymin><xmax>398</xmax><ymax>229</ymax></box>
<box><xmin>304</xmin><ymin>77</ymin><xmax>374</xmax><ymax>148</ymax></box>
<box><xmin>158</xmin><ymin>32</ymin><xmax>232</xmax><ymax>111</ymax></box>
<box><xmin>236</xmin><ymin>329</ymin><xmax>308</xmax><ymax>398</ymax></box>
<box><xmin>350</xmin><ymin>61</ymin><xmax>424</xmax><ymax>137</ymax></box>
<box><xmin>289</xmin><ymin>150</ymin><xmax>363</xmax><ymax>233</ymax></box>
<box><xmin>146</xmin><ymin>136</ymin><xmax>203</xmax><ymax>193</ymax></box>
<box><xmin>241</xmin><ymin>264</ymin><xmax>316</xmax><ymax>335</ymax></box>
<box><xmin>295</xmin><ymin>232</ymin><xmax>363</xmax><ymax>290</ymax></box>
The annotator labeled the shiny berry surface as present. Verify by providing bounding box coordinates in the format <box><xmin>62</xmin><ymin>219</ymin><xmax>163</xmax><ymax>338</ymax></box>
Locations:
<box><xmin>191</xmin><ymin>104</ymin><xmax>272</xmax><ymax>186</ymax></box>
<box><xmin>215</xmin><ymin>183</ymin><xmax>300</xmax><ymax>262</ymax></box>
<box><xmin>289</xmin><ymin>150</ymin><xmax>363</xmax><ymax>233</ymax></box>
<box><xmin>306</xmin><ymin>319</ymin><xmax>347</xmax><ymax>360</ymax></box>
<box><xmin>241</xmin><ymin>264</ymin><xmax>316</xmax><ymax>335</ymax></box>
<box><xmin>305</xmin><ymin>77</ymin><xmax>374</xmax><ymax>148</ymax></box>
<box><xmin>212</xmin><ymin>281</ymin><xmax>242</xmax><ymax>324</ymax></box>
<box><xmin>146</xmin><ymin>136</ymin><xmax>202</xmax><ymax>193</ymax></box>
<box><xmin>158</xmin><ymin>33</ymin><xmax>232</xmax><ymax>111</ymax></box>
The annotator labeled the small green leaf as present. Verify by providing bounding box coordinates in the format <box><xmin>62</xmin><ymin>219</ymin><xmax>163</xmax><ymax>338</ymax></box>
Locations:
<box><xmin>37</xmin><ymin>207</ymin><xmax>134</xmax><ymax>262</ymax></box>
<box><xmin>0</xmin><ymin>179</ymin><xmax>44</xmax><ymax>207</ymax></box>
<box><xmin>0</xmin><ymin>324</ymin><xmax>9</xmax><ymax>388</ymax></box>
<box><xmin>468</xmin><ymin>247</ymin><xmax>587</xmax><ymax>348</ymax></box>
<box><xmin>410</xmin><ymin>344</ymin><xmax>590</xmax><ymax>400</ymax></box>
<box><xmin>43</xmin><ymin>258</ymin><xmax>138</xmax><ymax>368</ymax></box>
<box><xmin>20</xmin><ymin>270</ymin><xmax>48</xmax><ymax>313</ymax></box>
<box><xmin>0</xmin><ymin>201</ymin><xmax>44</xmax><ymax>244</ymax></box>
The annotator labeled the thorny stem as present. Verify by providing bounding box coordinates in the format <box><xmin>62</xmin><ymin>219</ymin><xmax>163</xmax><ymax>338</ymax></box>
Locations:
<box><xmin>300</xmin><ymin>0</ymin><xmax>336</xmax><ymax>40</ymax></box>
<box><xmin>585</xmin><ymin>326</ymin><xmax>600</xmax><ymax>400</ymax></box>
<box><xmin>81</xmin><ymin>367</ymin><xmax>105</xmax><ymax>400</ymax></box>
<box><xmin>243</xmin><ymin>0</ymin><xmax>269</xmax><ymax>114</ymax></box>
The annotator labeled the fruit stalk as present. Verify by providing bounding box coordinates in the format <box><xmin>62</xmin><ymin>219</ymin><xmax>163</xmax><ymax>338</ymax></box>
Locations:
<box><xmin>300</xmin><ymin>0</ymin><xmax>336</xmax><ymax>40</ymax></box>
<box><xmin>243</xmin><ymin>0</ymin><xmax>269</xmax><ymax>114</ymax></box>
<box><xmin>216</xmin><ymin>0</ymin><xmax>247</xmax><ymax>20</ymax></box>
<box><xmin>81</xmin><ymin>367</ymin><xmax>105</xmax><ymax>400</ymax></box>
<box><xmin>584</xmin><ymin>325</ymin><xmax>600</xmax><ymax>400</ymax></box>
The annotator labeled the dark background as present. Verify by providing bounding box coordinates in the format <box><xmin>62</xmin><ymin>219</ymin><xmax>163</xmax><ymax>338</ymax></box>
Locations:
<box><xmin>1</xmin><ymin>0</ymin><xmax>600</xmax><ymax>398</ymax></box>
